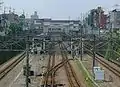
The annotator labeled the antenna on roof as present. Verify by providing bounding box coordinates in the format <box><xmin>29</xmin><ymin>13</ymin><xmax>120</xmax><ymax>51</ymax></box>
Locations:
<box><xmin>4</xmin><ymin>6</ymin><xmax>6</xmax><ymax>14</ymax></box>
<box><xmin>68</xmin><ymin>16</ymin><xmax>71</xmax><ymax>21</ymax></box>
<box><xmin>9</xmin><ymin>7</ymin><xmax>11</xmax><ymax>14</ymax></box>
<box><xmin>113</xmin><ymin>4</ymin><xmax>120</xmax><ymax>10</ymax></box>
<box><xmin>0</xmin><ymin>0</ymin><xmax>3</xmax><ymax>11</ymax></box>
<box><xmin>26</xmin><ymin>13</ymin><xmax>29</xmax><ymax>18</ymax></box>
<box><xmin>23</xmin><ymin>9</ymin><xmax>25</xmax><ymax>15</ymax></box>
<box><xmin>13</xmin><ymin>8</ymin><xmax>15</xmax><ymax>14</ymax></box>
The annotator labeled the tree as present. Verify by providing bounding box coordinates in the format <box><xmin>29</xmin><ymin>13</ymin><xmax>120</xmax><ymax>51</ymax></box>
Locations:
<box><xmin>9</xmin><ymin>23</ymin><xmax>23</xmax><ymax>35</ymax></box>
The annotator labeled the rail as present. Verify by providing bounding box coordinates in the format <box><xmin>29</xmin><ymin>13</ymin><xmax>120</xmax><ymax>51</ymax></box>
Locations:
<box><xmin>44</xmin><ymin>53</ymin><xmax>56</xmax><ymax>87</ymax></box>
<box><xmin>95</xmin><ymin>54</ymin><xmax>120</xmax><ymax>78</ymax></box>
<box><xmin>0</xmin><ymin>52</ymin><xmax>25</xmax><ymax>80</ymax></box>
<box><xmin>86</xmin><ymin>49</ymin><xmax>120</xmax><ymax>78</ymax></box>
<box><xmin>61</xmin><ymin>43</ymin><xmax>82</xmax><ymax>87</ymax></box>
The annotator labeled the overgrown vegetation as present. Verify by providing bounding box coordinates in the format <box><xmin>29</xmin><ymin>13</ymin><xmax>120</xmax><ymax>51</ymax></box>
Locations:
<box><xmin>75</xmin><ymin>60</ymin><xmax>99</xmax><ymax>87</ymax></box>
<box><xmin>8</xmin><ymin>23</ymin><xmax>23</xmax><ymax>35</ymax></box>
<box><xmin>98</xmin><ymin>30</ymin><xmax>120</xmax><ymax>61</ymax></box>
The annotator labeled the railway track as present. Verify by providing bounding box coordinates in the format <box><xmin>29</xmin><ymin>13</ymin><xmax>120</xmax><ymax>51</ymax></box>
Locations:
<box><xmin>95</xmin><ymin>54</ymin><xmax>120</xmax><ymax>78</ymax></box>
<box><xmin>84</xmin><ymin>44</ymin><xmax>120</xmax><ymax>78</ymax></box>
<box><xmin>46</xmin><ymin>59</ymin><xmax>71</xmax><ymax>74</ymax></box>
<box><xmin>61</xmin><ymin>44</ymin><xmax>82</xmax><ymax>87</ymax></box>
<box><xmin>44</xmin><ymin>55</ymin><xmax>51</xmax><ymax>86</ymax></box>
<box><xmin>94</xmin><ymin>52</ymin><xmax>120</xmax><ymax>78</ymax></box>
<box><xmin>96</xmin><ymin>52</ymin><xmax>120</xmax><ymax>67</ymax></box>
<box><xmin>0</xmin><ymin>52</ymin><xmax>25</xmax><ymax>80</ymax></box>
<box><xmin>85</xmin><ymin>48</ymin><xmax>120</xmax><ymax>78</ymax></box>
<box><xmin>51</xmin><ymin>53</ymin><xmax>55</xmax><ymax>87</ymax></box>
<box><xmin>44</xmin><ymin>53</ymin><xmax>56</xmax><ymax>87</ymax></box>
<box><xmin>109</xmin><ymin>59</ymin><xmax>120</xmax><ymax>67</ymax></box>
<box><xmin>44</xmin><ymin>43</ymin><xmax>82</xmax><ymax>87</ymax></box>
<box><xmin>43</xmin><ymin>54</ymin><xmax>71</xmax><ymax>87</ymax></box>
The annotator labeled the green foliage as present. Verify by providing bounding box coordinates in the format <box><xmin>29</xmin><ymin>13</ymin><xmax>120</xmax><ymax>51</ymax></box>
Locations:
<box><xmin>101</xmin><ymin>30</ymin><xmax>120</xmax><ymax>60</ymax></box>
<box><xmin>105</xmin><ymin>43</ymin><xmax>111</xmax><ymax>60</ymax></box>
<box><xmin>75</xmin><ymin>60</ymin><xmax>98</xmax><ymax>87</ymax></box>
<box><xmin>9</xmin><ymin>23</ymin><xmax>23</xmax><ymax>35</ymax></box>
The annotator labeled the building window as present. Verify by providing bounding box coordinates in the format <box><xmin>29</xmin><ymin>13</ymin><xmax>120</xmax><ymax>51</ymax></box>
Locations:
<box><xmin>74</xmin><ymin>26</ymin><xmax>76</xmax><ymax>28</ymax></box>
<box><xmin>58</xmin><ymin>28</ymin><xmax>61</xmax><ymax>30</ymax></box>
<box><xmin>36</xmin><ymin>20</ymin><xmax>41</xmax><ymax>23</ymax></box>
<box><xmin>34</xmin><ymin>20</ymin><xmax>41</xmax><ymax>24</ymax></box>
<box><xmin>48</xmin><ymin>28</ymin><xmax>51</xmax><ymax>31</ymax></box>
<box><xmin>35</xmin><ymin>26</ymin><xmax>39</xmax><ymax>29</ymax></box>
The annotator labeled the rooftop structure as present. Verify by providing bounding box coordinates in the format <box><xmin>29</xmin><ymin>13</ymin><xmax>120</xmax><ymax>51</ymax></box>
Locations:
<box><xmin>31</xmin><ymin>11</ymin><xmax>39</xmax><ymax>20</ymax></box>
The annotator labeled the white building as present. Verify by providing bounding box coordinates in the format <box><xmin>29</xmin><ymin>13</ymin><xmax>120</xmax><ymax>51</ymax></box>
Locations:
<box><xmin>33</xmin><ymin>18</ymin><xmax>80</xmax><ymax>34</ymax></box>
<box><xmin>110</xmin><ymin>9</ymin><xmax>120</xmax><ymax>29</ymax></box>
<box><xmin>31</xmin><ymin>11</ymin><xmax>39</xmax><ymax>20</ymax></box>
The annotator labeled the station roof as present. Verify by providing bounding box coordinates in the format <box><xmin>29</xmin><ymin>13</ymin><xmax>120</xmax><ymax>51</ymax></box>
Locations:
<box><xmin>34</xmin><ymin>18</ymin><xmax>80</xmax><ymax>24</ymax></box>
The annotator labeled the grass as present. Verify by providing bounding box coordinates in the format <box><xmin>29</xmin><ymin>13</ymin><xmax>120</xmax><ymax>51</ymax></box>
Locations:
<box><xmin>75</xmin><ymin>60</ymin><xmax>100</xmax><ymax>87</ymax></box>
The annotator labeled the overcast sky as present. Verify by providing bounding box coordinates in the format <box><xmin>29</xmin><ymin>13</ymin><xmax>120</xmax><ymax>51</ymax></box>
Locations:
<box><xmin>3</xmin><ymin>0</ymin><xmax>120</xmax><ymax>19</ymax></box>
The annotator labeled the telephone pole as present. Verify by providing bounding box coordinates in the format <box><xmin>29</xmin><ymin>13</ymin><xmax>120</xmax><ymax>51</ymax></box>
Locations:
<box><xmin>26</xmin><ymin>35</ymin><xmax>29</xmax><ymax>87</ymax></box>
<box><xmin>93</xmin><ymin>34</ymin><xmax>96</xmax><ymax>68</ymax></box>
<box><xmin>80</xmin><ymin>14</ymin><xmax>83</xmax><ymax>61</ymax></box>
<box><xmin>80</xmin><ymin>24</ymin><xmax>83</xmax><ymax>61</ymax></box>
<box><xmin>110</xmin><ymin>22</ymin><xmax>113</xmax><ymax>60</ymax></box>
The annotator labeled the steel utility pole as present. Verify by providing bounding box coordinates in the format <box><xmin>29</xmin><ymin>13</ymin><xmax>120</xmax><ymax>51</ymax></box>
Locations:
<box><xmin>26</xmin><ymin>35</ymin><xmax>29</xmax><ymax>87</ymax></box>
<box><xmin>80</xmin><ymin>25</ymin><xmax>83</xmax><ymax>61</ymax></box>
<box><xmin>93</xmin><ymin>34</ymin><xmax>96</xmax><ymax>70</ymax></box>
<box><xmin>80</xmin><ymin>14</ymin><xmax>83</xmax><ymax>61</ymax></box>
<box><xmin>71</xmin><ymin>37</ymin><xmax>73</xmax><ymax>58</ymax></box>
<box><xmin>110</xmin><ymin>22</ymin><xmax>113</xmax><ymax>61</ymax></box>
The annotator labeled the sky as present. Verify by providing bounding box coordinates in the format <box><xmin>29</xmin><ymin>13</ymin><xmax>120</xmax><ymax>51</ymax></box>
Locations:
<box><xmin>2</xmin><ymin>0</ymin><xmax>120</xmax><ymax>19</ymax></box>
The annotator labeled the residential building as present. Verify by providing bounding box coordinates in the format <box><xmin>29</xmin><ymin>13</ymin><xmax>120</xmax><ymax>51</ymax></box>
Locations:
<box><xmin>99</xmin><ymin>13</ymin><xmax>107</xmax><ymax>29</ymax></box>
<box><xmin>85</xmin><ymin>7</ymin><xmax>108</xmax><ymax>35</ymax></box>
<box><xmin>109</xmin><ymin>9</ymin><xmax>120</xmax><ymax>30</ymax></box>
<box><xmin>87</xmin><ymin>7</ymin><xmax>107</xmax><ymax>29</ymax></box>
